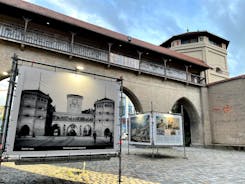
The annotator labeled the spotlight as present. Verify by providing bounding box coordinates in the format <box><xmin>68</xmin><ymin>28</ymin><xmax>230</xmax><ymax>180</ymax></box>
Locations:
<box><xmin>76</xmin><ymin>66</ymin><xmax>84</xmax><ymax>71</ymax></box>
<box><xmin>2</xmin><ymin>72</ymin><xmax>8</xmax><ymax>76</ymax></box>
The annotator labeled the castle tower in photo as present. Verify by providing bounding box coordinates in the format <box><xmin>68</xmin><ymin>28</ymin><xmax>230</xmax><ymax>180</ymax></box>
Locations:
<box><xmin>94</xmin><ymin>98</ymin><xmax>114</xmax><ymax>137</ymax></box>
<box><xmin>160</xmin><ymin>31</ymin><xmax>229</xmax><ymax>83</ymax></box>
<box><xmin>67</xmin><ymin>94</ymin><xmax>83</xmax><ymax>114</ymax></box>
<box><xmin>16</xmin><ymin>90</ymin><xmax>52</xmax><ymax>137</ymax></box>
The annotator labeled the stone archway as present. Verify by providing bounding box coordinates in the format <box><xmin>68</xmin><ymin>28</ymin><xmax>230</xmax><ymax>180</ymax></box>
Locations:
<box><xmin>52</xmin><ymin>124</ymin><xmax>61</xmax><ymax>136</ymax></box>
<box><xmin>171</xmin><ymin>97</ymin><xmax>200</xmax><ymax>146</ymax></box>
<box><xmin>123</xmin><ymin>86</ymin><xmax>143</xmax><ymax>113</ymax></box>
<box><xmin>83</xmin><ymin>124</ymin><xmax>92</xmax><ymax>136</ymax></box>
<box><xmin>19</xmin><ymin>125</ymin><xmax>30</xmax><ymax>136</ymax></box>
<box><xmin>104</xmin><ymin>128</ymin><xmax>110</xmax><ymax>137</ymax></box>
<box><xmin>67</xmin><ymin>124</ymin><xmax>78</xmax><ymax>136</ymax></box>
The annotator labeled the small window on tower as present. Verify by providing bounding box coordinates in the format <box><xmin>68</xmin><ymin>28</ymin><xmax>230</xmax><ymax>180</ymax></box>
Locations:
<box><xmin>216</xmin><ymin>67</ymin><xmax>222</xmax><ymax>73</ymax></box>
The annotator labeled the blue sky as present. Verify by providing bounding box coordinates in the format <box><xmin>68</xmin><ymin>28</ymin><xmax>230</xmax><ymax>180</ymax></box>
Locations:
<box><xmin>24</xmin><ymin>0</ymin><xmax>245</xmax><ymax>77</ymax></box>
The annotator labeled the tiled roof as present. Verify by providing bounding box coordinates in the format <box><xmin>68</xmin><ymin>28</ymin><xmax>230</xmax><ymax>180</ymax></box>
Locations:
<box><xmin>161</xmin><ymin>31</ymin><xmax>229</xmax><ymax>47</ymax></box>
<box><xmin>0</xmin><ymin>0</ymin><xmax>209</xmax><ymax>69</ymax></box>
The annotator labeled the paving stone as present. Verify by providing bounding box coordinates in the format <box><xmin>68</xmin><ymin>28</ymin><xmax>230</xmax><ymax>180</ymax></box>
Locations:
<box><xmin>1</xmin><ymin>144</ymin><xmax>245</xmax><ymax>183</ymax></box>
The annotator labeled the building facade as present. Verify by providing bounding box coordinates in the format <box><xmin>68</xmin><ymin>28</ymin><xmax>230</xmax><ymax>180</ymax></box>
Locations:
<box><xmin>16</xmin><ymin>90</ymin><xmax>115</xmax><ymax>138</ymax></box>
<box><xmin>208</xmin><ymin>76</ymin><xmax>245</xmax><ymax>146</ymax></box>
<box><xmin>161</xmin><ymin>31</ymin><xmax>229</xmax><ymax>83</ymax></box>
<box><xmin>1</xmin><ymin>0</ymin><xmax>243</xmax><ymax>148</ymax></box>
<box><xmin>16</xmin><ymin>90</ymin><xmax>52</xmax><ymax>137</ymax></box>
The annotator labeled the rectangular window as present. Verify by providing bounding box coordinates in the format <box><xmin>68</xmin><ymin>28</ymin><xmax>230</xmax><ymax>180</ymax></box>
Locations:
<box><xmin>181</xmin><ymin>37</ymin><xmax>198</xmax><ymax>45</ymax></box>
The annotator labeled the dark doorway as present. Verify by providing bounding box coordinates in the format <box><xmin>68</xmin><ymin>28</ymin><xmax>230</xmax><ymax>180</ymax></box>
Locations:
<box><xmin>67</xmin><ymin>124</ymin><xmax>77</xmax><ymax>136</ymax></box>
<box><xmin>104</xmin><ymin>128</ymin><xmax>110</xmax><ymax>138</ymax></box>
<box><xmin>83</xmin><ymin>125</ymin><xmax>92</xmax><ymax>136</ymax></box>
<box><xmin>19</xmin><ymin>125</ymin><xmax>30</xmax><ymax>136</ymax></box>
<box><xmin>52</xmin><ymin>124</ymin><xmax>61</xmax><ymax>136</ymax></box>
<box><xmin>172</xmin><ymin>97</ymin><xmax>199</xmax><ymax>146</ymax></box>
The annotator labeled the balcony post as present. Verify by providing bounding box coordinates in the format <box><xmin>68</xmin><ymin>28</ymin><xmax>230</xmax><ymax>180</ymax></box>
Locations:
<box><xmin>21</xmin><ymin>17</ymin><xmax>31</xmax><ymax>49</ymax></box>
<box><xmin>69</xmin><ymin>32</ymin><xmax>76</xmax><ymax>59</ymax></box>
<box><xmin>163</xmin><ymin>59</ymin><xmax>167</xmax><ymax>80</ymax></box>
<box><xmin>137</xmin><ymin>51</ymin><xmax>143</xmax><ymax>74</ymax></box>
<box><xmin>203</xmin><ymin>71</ymin><xmax>207</xmax><ymax>85</ymax></box>
<box><xmin>185</xmin><ymin>65</ymin><xmax>189</xmax><ymax>85</ymax></box>
<box><xmin>107</xmin><ymin>43</ymin><xmax>113</xmax><ymax>68</ymax></box>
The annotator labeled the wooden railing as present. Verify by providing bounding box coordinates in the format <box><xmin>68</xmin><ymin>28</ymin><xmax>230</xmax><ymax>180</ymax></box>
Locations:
<box><xmin>0</xmin><ymin>22</ymin><xmax>108</xmax><ymax>62</ymax></box>
<box><xmin>0</xmin><ymin>22</ymin><xmax>205</xmax><ymax>85</ymax></box>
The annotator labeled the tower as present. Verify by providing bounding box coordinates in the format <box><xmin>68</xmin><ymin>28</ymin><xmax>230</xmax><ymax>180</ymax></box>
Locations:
<box><xmin>161</xmin><ymin>31</ymin><xmax>229</xmax><ymax>83</ymax></box>
<box><xmin>67</xmin><ymin>94</ymin><xmax>83</xmax><ymax>114</ymax></box>
<box><xmin>17</xmin><ymin>90</ymin><xmax>51</xmax><ymax>137</ymax></box>
<box><xmin>94</xmin><ymin>98</ymin><xmax>114</xmax><ymax>137</ymax></box>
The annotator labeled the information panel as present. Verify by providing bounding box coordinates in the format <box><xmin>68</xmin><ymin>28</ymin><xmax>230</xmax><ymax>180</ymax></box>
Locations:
<box><xmin>4</xmin><ymin>65</ymin><xmax>120</xmax><ymax>159</ymax></box>
<box><xmin>154</xmin><ymin>113</ymin><xmax>183</xmax><ymax>146</ymax></box>
<box><xmin>129</xmin><ymin>113</ymin><xmax>183</xmax><ymax>147</ymax></box>
<box><xmin>129</xmin><ymin>113</ymin><xmax>152</xmax><ymax>145</ymax></box>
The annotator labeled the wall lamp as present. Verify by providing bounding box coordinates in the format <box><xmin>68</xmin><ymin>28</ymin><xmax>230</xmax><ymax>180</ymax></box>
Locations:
<box><xmin>76</xmin><ymin>66</ymin><xmax>84</xmax><ymax>71</ymax></box>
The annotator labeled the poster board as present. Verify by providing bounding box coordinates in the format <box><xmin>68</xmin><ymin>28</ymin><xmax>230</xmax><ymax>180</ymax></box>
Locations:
<box><xmin>129</xmin><ymin>113</ymin><xmax>152</xmax><ymax>145</ymax></box>
<box><xmin>154</xmin><ymin>113</ymin><xmax>183</xmax><ymax>146</ymax></box>
<box><xmin>3</xmin><ymin>65</ymin><xmax>120</xmax><ymax>160</ymax></box>
<box><xmin>129</xmin><ymin>112</ymin><xmax>183</xmax><ymax>147</ymax></box>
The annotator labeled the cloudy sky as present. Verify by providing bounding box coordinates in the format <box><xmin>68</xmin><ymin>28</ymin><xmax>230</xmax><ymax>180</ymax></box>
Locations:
<box><xmin>24</xmin><ymin>0</ymin><xmax>245</xmax><ymax>77</ymax></box>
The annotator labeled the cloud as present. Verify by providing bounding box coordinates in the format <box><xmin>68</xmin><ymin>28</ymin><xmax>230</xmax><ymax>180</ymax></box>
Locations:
<box><xmin>201</xmin><ymin>0</ymin><xmax>245</xmax><ymax>76</ymax></box>
<box><xmin>23</xmin><ymin>0</ymin><xmax>245</xmax><ymax>76</ymax></box>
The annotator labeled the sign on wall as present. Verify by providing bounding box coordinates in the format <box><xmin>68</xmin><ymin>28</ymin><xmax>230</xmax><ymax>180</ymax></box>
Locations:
<box><xmin>129</xmin><ymin>113</ymin><xmax>183</xmax><ymax>146</ymax></box>
<box><xmin>5</xmin><ymin>65</ymin><xmax>120</xmax><ymax>158</ymax></box>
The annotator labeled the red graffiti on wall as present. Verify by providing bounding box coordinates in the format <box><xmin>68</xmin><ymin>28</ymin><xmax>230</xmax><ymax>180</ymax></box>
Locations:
<box><xmin>212</xmin><ymin>105</ymin><xmax>232</xmax><ymax>113</ymax></box>
<box><xmin>223</xmin><ymin>105</ymin><xmax>232</xmax><ymax>113</ymax></box>
<box><xmin>212</xmin><ymin>107</ymin><xmax>221</xmax><ymax>112</ymax></box>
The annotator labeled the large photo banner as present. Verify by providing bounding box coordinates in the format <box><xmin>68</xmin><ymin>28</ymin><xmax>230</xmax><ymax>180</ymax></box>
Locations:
<box><xmin>154</xmin><ymin>113</ymin><xmax>183</xmax><ymax>146</ymax></box>
<box><xmin>129</xmin><ymin>113</ymin><xmax>152</xmax><ymax>145</ymax></box>
<box><xmin>5</xmin><ymin>65</ymin><xmax>120</xmax><ymax>157</ymax></box>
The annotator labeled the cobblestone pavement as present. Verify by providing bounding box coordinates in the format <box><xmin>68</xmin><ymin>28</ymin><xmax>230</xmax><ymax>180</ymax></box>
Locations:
<box><xmin>1</xmin><ymin>143</ymin><xmax>245</xmax><ymax>183</ymax></box>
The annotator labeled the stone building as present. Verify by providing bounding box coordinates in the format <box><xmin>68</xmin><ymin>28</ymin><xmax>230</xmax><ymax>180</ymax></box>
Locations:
<box><xmin>0</xmin><ymin>0</ymin><xmax>244</xmax><ymax>148</ymax></box>
<box><xmin>52</xmin><ymin>95</ymin><xmax>114</xmax><ymax>137</ymax></box>
<box><xmin>52</xmin><ymin>111</ymin><xmax>94</xmax><ymax>137</ymax></box>
<box><xmin>16</xmin><ymin>90</ymin><xmax>115</xmax><ymax>138</ymax></box>
<box><xmin>161</xmin><ymin>31</ymin><xmax>229</xmax><ymax>83</ymax></box>
<box><xmin>208</xmin><ymin>75</ymin><xmax>245</xmax><ymax>146</ymax></box>
<box><xmin>16</xmin><ymin>90</ymin><xmax>52</xmax><ymax>137</ymax></box>
<box><xmin>94</xmin><ymin>98</ymin><xmax>114</xmax><ymax>137</ymax></box>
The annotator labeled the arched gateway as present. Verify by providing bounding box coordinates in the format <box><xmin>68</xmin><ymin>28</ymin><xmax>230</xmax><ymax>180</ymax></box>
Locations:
<box><xmin>171</xmin><ymin>97</ymin><xmax>200</xmax><ymax>146</ymax></box>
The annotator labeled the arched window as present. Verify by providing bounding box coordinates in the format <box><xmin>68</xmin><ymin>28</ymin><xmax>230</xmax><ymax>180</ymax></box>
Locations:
<box><xmin>83</xmin><ymin>125</ymin><xmax>92</xmax><ymax>136</ymax></box>
<box><xmin>19</xmin><ymin>125</ymin><xmax>30</xmax><ymax>136</ymax></box>
<box><xmin>216</xmin><ymin>67</ymin><xmax>222</xmax><ymax>73</ymax></box>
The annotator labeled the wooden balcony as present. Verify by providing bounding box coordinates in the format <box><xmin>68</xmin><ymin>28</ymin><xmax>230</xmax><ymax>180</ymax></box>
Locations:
<box><xmin>0</xmin><ymin>22</ymin><xmax>205</xmax><ymax>86</ymax></box>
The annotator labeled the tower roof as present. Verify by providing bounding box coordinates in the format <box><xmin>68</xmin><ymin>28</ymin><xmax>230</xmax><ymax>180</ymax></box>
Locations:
<box><xmin>160</xmin><ymin>31</ymin><xmax>229</xmax><ymax>48</ymax></box>
<box><xmin>22</xmin><ymin>90</ymin><xmax>52</xmax><ymax>102</ymax></box>
<box><xmin>95</xmin><ymin>98</ymin><xmax>114</xmax><ymax>104</ymax></box>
